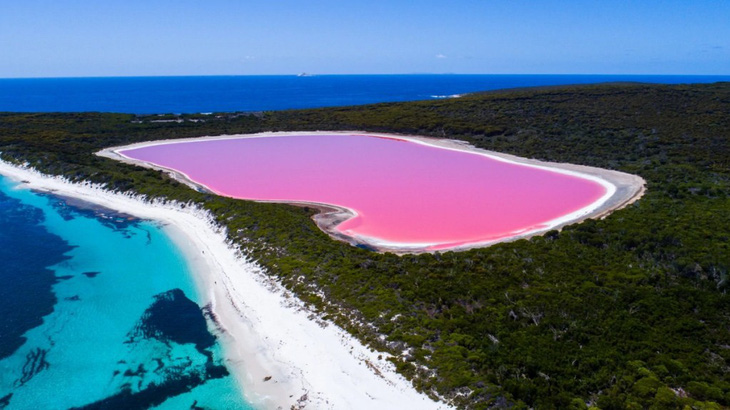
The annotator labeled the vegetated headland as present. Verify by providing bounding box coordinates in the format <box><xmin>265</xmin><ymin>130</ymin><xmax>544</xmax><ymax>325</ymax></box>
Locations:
<box><xmin>0</xmin><ymin>82</ymin><xmax>728</xmax><ymax>408</ymax></box>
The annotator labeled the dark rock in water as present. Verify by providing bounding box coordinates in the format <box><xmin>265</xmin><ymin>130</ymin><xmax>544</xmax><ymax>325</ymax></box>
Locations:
<box><xmin>65</xmin><ymin>295</ymin><xmax>81</xmax><ymax>301</ymax></box>
<box><xmin>82</xmin><ymin>289</ymin><xmax>232</xmax><ymax>408</ymax></box>
<box><xmin>205</xmin><ymin>363</ymin><xmax>229</xmax><ymax>379</ymax></box>
<box><xmin>127</xmin><ymin>288</ymin><xmax>216</xmax><ymax>353</ymax></box>
<box><xmin>0</xmin><ymin>393</ymin><xmax>12</xmax><ymax>409</ymax></box>
<box><xmin>41</xmin><ymin>193</ymin><xmax>140</xmax><ymax>233</ymax></box>
<box><xmin>82</xmin><ymin>271</ymin><xmax>101</xmax><ymax>278</ymax></box>
<box><xmin>73</xmin><ymin>365</ymin><xmax>228</xmax><ymax>410</ymax></box>
<box><xmin>15</xmin><ymin>348</ymin><xmax>50</xmax><ymax>387</ymax></box>
<box><xmin>152</xmin><ymin>358</ymin><xmax>164</xmax><ymax>372</ymax></box>
<box><xmin>72</xmin><ymin>373</ymin><xmax>204</xmax><ymax>410</ymax></box>
<box><xmin>123</xmin><ymin>364</ymin><xmax>146</xmax><ymax>377</ymax></box>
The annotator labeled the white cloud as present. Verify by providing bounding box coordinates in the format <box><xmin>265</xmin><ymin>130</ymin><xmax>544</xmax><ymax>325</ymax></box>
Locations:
<box><xmin>435</xmin><ymin>53</ymin><xmax>447</xmax><ymax>59</ymax></box>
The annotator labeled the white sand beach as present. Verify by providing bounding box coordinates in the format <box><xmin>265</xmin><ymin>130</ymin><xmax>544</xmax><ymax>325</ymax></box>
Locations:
<box><xmin>0</xmin><ymin>160</ymin><xmax>449</xmax><ymax>410</ymax></box>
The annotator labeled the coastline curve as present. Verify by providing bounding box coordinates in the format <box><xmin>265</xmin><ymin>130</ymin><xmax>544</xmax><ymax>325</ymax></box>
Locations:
<box><xmin>0</xmin><ymin>159</ymin><xmax>450</xmax><ymax>410</ymax></box>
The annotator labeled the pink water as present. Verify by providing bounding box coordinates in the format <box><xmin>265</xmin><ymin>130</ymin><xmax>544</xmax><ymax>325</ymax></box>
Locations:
<box><xmin>120</xmin><ymin>134</ymin><xmax>607</xmax><ymax>250</ymax></box>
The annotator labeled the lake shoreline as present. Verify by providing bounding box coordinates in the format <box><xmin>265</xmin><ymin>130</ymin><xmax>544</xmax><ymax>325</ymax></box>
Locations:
<box><xmin>99</xmin><ymin>131</ymin><xmax>646</xmax><ymax>254</ymax></box>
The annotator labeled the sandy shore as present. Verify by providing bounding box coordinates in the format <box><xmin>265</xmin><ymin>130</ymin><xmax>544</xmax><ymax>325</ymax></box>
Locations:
<box><xmin>0</xmin><ymin>160</ymin><xmax>449</xmax><ymax>410</ymax></box>
<box><xmin>99</xmin><ymin>131</ymin><xmax>646</xmax><ymax>254</ymax></box>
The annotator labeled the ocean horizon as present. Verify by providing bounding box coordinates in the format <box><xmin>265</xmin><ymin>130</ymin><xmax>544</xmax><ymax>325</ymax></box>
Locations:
<box><xmin>1</xmin><ymin>74</ymin><xmax>729</xmax><ymax>114</ymax></box>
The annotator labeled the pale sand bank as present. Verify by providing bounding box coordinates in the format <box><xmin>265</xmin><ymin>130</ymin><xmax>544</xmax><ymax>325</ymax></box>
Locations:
<box><xmin>0</xmin><ymin>161</ymin><xmax>449</xmax><ymax>410</ymax></box>
<box><xmin>99</xmin><ymin>131</ymin><xmax>646</xmax><ymax>254</ymax></box>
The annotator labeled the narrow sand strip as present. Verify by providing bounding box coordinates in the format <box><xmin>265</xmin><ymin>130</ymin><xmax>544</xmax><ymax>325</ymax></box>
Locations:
<box><xmin>0</xmin><ymin>161</ymin><xmax>449</xmax><ymax>410</ymax></box>
<box><xmin>99</xmin><ymin>131</ymin><xmax>646</xmax><ymax>254</ymax></box>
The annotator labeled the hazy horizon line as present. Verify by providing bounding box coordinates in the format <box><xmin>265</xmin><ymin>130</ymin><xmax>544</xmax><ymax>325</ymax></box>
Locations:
<box><xmin>2</xmin><ymin>73</ymin><xmax>729</xmax><ymax>80</ymax></box>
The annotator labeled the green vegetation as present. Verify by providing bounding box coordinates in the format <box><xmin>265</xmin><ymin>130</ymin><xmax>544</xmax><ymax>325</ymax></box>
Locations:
<box><xmin>1</xmin><ymin>83</ymin><xmax>729</xmax><ymax>409</ymax></box>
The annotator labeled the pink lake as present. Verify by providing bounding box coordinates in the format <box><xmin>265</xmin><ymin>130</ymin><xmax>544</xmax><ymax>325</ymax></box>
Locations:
<box><xmin>120</xmin><ymin>134</ymin><xmax>608</xmax><ymax>251</ymax></box>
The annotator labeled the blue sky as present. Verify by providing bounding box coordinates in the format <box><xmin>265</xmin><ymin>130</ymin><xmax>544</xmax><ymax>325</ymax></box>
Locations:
<box><xmin>1</xmin><ymin>0</ymin><xmax>728</xmax><ymax>77</ymax></box>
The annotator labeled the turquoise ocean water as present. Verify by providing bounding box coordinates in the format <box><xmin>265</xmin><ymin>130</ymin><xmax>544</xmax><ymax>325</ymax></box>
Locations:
<box><xmin>0</xmin><ymin>175</ymin><xmax>252</xmax><ymax>409</ymax></box>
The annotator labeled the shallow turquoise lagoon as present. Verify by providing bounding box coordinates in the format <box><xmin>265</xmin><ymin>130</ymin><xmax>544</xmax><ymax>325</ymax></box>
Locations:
<box><xmin>0</xmin><ymin>175</ymin><xmax>252</xmax><ymax>409</ymax></box>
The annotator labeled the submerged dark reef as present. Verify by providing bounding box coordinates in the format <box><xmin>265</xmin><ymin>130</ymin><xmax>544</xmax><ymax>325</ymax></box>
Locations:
<box><xmin>0</xmin><ymin>189</ymin><xmax>73</xmax><ymax>360</ymax></box>
<box><xmin>77</xmin><ymin>289</ymin><xmax>228</xmax><ymax>409</ymax></box>
<box><xmin>0</xmin><ymin>187</ymin><xmax>234</xmax><ymax>409</ymax></box>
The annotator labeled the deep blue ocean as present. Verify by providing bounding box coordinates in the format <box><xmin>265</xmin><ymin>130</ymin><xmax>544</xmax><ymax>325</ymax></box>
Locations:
<box><xmin>1</xmin><ymin>74</ymin><xmax>729</xmax><ymax>409</ymax></box>
<box><xmin>1</xmin><ymin>74</ymin><xmax>728</xmax><ymax>114</ymax></box>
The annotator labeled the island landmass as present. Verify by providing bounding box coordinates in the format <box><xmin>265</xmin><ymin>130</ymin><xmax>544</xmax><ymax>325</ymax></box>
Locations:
<box><xmin>0</xmin><ymin>83</ymin><xmax>728</xmax><ymax>408</ymax></box>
